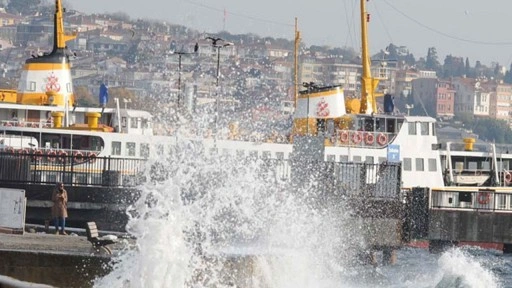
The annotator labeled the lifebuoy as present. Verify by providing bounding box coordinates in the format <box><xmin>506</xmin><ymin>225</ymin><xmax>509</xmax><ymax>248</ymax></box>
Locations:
<box><xmin>17</xmin><ymin>148</ymin><xmax>28</xmax><ymax>155</ymax></box>
<box><xmin>340</xmin><ymin>131</ymin><xmax>349</xmax><ymax>143</ymax></box>
<box><xmin>377</xmin><ymin>133</ymin><xmax>388</xmax><ymax>146</ymax></box>
<box><xmin>477</xmin><ymin>192</ymin><xmax>490</xmax><ymax>205</ymax></box>
<box><xmin>31</xmin><ymin>122</ymin><xmax>39</xmax><ymax>128</ymax></box>
<box><xmin>34</xmin><ymin>149</ymin><xmax>43</xmax><ymax>161</ymax></box>
<box><xmin>505</xmin><ymin>172</ymin><xmax>512</xmax><ymax>184</ymax></box>
<box><xmin>47</xmin><ymin>150</ymin><xmax>57</xmax><ymax>162</ymax></box>
<box><xmin>88</xmin><ymin>152</ymin><xmax>97</xmax><ymax>163</ymax></box>
<box><xmin>364</xmin><ymin>133</ymin><xmax>375</xmax><ymax>145</ymax></box>
<box><xmin>58</xmin><ymin>150</ymin><xmax>68</xmax><ymax>162</ymax></box>
<box><xmin>73</xmin><ymin>151</ymin><xmax>84</xmax><ymax>163</ymax></box>
<box><xmin>4</xmin><ymin>122</ymin><xmax>12</xmax><ymax>127</ymax></box>
<box><xmin>6</xmin><ymin>147</ymin><xmax>14</xmax><ymax>154</ymax></box>
<box><xmin>352</xmin><ymin>132</ymin><xmax>362</xmax><ymax>144</ymax></box>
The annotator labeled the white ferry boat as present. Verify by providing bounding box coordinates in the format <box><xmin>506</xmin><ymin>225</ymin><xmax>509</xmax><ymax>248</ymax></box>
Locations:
<box><xmin>0</xmin><ymin>0</ymin><xmax>510</xmax><ymax>196</ymax></box>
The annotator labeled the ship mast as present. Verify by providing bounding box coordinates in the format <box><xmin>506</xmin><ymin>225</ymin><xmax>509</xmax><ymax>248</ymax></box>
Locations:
<box><xmin>359</xmin><ymin>0</ymin><xmax>379</xmax><ymax>114</ymax></box>
<box><xmin>294</xmin><ymin>17</ymin><xmax>301</xmax><ymax>108</ymax></box>
<box><xmin>52</xmin><ymin>0</ymin><xmax>77</xmax><ymax>53</ymax></box>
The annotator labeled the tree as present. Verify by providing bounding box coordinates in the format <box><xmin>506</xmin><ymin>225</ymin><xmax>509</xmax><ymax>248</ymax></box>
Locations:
<box><xmin>425</xmin><ymin>47</ymin><xmax>441</xmax><ymax>73</ymax></box>
<box><xmin>6</xmin><ymin>0</ymin><xmax>42</xmax><ymax>15</ymax></box>
<box><xmin>74</xmin><ymin>86</ymin><xmax>95</xmax><ymax>107</ymax></box>
<box><xmin>504</xmin><ymin>64</ymin><xmax>512</xmax><ymax>84</ymax></box>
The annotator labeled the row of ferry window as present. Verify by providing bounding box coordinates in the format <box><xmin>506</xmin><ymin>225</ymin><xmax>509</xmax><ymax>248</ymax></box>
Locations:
<box><xmin>325</xmin><ymin>155</ymin><xmax>437</xmax><ymax>172</ymax></box>
<box><xmin>111</xmin><ymin>141</ymin><xmax>150</xmax><ymax>157</ymax></box>
<box><xmin>408</xmin><ymin>122</ymin><xmax>436</xmax><ymax>136</ymax></box>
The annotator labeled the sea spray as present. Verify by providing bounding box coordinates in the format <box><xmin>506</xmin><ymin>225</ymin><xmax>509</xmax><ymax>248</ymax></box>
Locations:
<box><xmin>94</xmin><ymin>137</ymin><xmax>361</xmax><ymax>287</ymax></box>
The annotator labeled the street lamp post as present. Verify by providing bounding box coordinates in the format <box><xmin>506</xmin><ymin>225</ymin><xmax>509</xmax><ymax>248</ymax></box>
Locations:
<box><xmin>170</xmin><ymin>43</ymin><xmax>198</xmax><ymax>108</ymax></box>
<box><xmin>205</xmin><ymin>37</ymin><xmax>234</xmax><ymax>137</ymax></box>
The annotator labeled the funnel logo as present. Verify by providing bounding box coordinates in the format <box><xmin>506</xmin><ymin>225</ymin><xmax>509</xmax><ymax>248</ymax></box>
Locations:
<box><xmin>45</xmin><ymin>73</ymin><xmax>61</xmax><ymax>92</ymax></box>
<box><xmin>316</xmin><ymin>98</ymin><xmax>330</xmax><ymax>117</ymax></box>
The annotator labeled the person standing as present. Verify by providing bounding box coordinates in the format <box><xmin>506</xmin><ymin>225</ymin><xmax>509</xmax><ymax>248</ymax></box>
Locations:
<box><xmin>51</xmin><ymin>182</ymin><xmax>68</xmax><ymax>235</ymax></box>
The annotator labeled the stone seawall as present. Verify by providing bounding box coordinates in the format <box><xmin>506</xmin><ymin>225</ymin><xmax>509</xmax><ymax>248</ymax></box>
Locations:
<box><xmin>0</xmin><ymin>250</ymin><xmax>112</xmax><ymax>287</ymax></box>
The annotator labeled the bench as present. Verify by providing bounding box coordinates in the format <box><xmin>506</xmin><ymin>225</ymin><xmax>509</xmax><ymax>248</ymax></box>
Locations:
<box><xmin>85</xmin><ymin>222</ymin><xmax>117</xmax><ymax>255</ymax></box>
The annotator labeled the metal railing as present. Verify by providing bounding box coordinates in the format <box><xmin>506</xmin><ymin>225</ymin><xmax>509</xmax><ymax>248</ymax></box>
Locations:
<box><xmin>430</xmin><ymin>189</ymin><xmax>512</xmax><ymax>212</ymax></box>
<box><xmin>0</xmin><ymin>151</ymin><xmax>146</xmax><ymax>187</ymax></box>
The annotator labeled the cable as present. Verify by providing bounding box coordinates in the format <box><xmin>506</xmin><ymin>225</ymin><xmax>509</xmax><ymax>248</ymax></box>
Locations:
<box><xmin>382</xmin><ymin>0</ymin><xmax>512</xmax><ymax>46</ymax></box>
<box><xmin>184</xmin><ymin>0</ymin><xmax>293</xmax><ymax>28</ymax></box>
<box><xmin>371</xmin><ymin>0</ymin><xmax>393</xmax><ymax>44</ymax></box>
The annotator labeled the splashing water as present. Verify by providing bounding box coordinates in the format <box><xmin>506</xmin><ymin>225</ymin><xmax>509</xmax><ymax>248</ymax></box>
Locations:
<box><xmin>94</xmin><ymin>137</ymin><xmax>363</xmax><ymax>288</ymax></box>
<box><xmin>94</xmin><ymin>137</ymin><xmax>504</xmax><ymax>288</ymax></box>
<box><xmin>433</xmin><ymin>248</ymin><xmax>500</xmax><ymax>288</ymax></box>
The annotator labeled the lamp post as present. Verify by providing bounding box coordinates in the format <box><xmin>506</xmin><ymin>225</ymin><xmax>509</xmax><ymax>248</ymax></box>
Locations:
<box><xmin>169</xmin><ymin>43</ymin><xmax>198</xmax><ymax>108</ymax></box>
<box><xmin>205</xmin><ymin>37</ymin><xmax>234</xmax><ymax>137</ymax></box>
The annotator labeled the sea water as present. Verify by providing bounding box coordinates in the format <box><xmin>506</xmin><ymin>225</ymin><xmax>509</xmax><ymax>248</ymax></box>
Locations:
<box><xmin>94</xmin><ymin>136</ymin><xmax>509</xmax><ymax>288</ymax></box>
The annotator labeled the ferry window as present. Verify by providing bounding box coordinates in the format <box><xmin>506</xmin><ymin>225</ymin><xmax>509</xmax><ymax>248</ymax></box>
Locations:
<box><xmin>130</xmin><ymin>118</ymin><xmax>138</xmax><ymax>129</ymax></box>
<box><xmin>428</xmin><ymin>158</ymin><xmax>437</xmax><ymax>172</ymax></box>
<box><xmin>111</xmin><ymin>141</ymin><xmax>121</xmax><ymax>155</ymax></box>
<box><xmin>397</xmin><ymin>119</ymin><xmax>404</xmax><ymax>132</ymax></box>
<box><xmin>327</xmin><ymin>155</ymin><xmax>335</xmax><ymax>162</ymax></box>
<box><xmin>276</xmin><ymin>152</ymin><xmax>284</xmax><ymax>159</ymax></box>
<box><xmin>497</xmin><ymin>194</ymin><xmax>507</xmax><ymax>210</ymax></box>
<box><xmin>365</xmin><ymin>156</ymin><xmax>374</xmax><ymax>164</ymax></box>
<box><xmin>237</xmin><ymin>150</ymin><xmax>245</xmax><ymax>158</ymax></box>
<box><xmin>156</xmin><ymin>144</ymin><xmax>163</xmax><ymax>155</ymax></box>
<box><xmin>387</xmin><ymin>119</ymin><xmax>396</xmax><ymax>133</ymax></box>
<box><xmin>210</xmin><ymin>148</ymin><xmax>218</xmax><ymax>155</ymax></box>
<box><xmin>126</xmin><ymin>142</ymin><xmax>136</xmax><ymax>156</ymax></box>
<box><xmin>121</xmin><ymin>117</ymin><xmax>127</xmax><ymax>127</ymax></box>
<box><xmin>420</xmin><ymin>122</ymin><xmax>429</xmax><ymax>135</ymax></box>
<box><xmin>66</xmin><ymin>83</ymin><xmax>72</xmax><ymax>93</ymax></box>
<box><xmin>262</xmin><ymin>151</ymin><xmax>271</xmax><ymax>159</ymax></box>
<box><xmin>378</xmin><ymin>157</ymin><xmax>387</xmax><ymax>163</ymax></box>
<box><xmin>403</xmin><ymin>158</ymin><xmax>412</xmax><ymax>171</ymax></box>
<box><xmin>353</xmin><ymin>156</ymin><xmax>362</xmax><ymax>162</ymax></box>
<box><xmin>28</xmin><ymin>81</ymin><xmax>36</xmax><ymax>91</ymax></box>
<box><xmin>249</xmin><ymin>151</ymin><xmax>258</xmax><ymax>158</ymax></box>
<box><xmin>140</xmin><ymin>143</ymin><xmax>150</xmax><ymax>158</ymax></box>
<box><xmin>142</xmin><ymin>119</ymin><xmax>149</xmax><ymax>129</ymax></box>
<box><xmin>340</xmin><ymin>155</ymin><xmax>349</xmax><ymax>162</ymax></box>
<box><xmin>431</xmin><ymin>123</ymin><xmax>436</xmax><ymax>136</ymax></box>
<box><xmin>408</xmin><ymin>122</ymin><xmax>417</xmax><ymax>135</ymax></box>
<box><xmin>416</xmin><ymin>158</ymin><xmax>425</xmax><ymax>171</ymax></box>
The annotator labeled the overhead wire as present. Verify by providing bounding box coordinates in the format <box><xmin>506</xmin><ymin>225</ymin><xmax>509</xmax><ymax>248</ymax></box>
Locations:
<box><xmin>184</xmin><ymin>0</ymin><xmax>293</xmax><ymax>28</ymax></box>
<box><xmin>382</xmin><ymin>0</ymin><xmax>512</xmax><ymax>46</ymax></box>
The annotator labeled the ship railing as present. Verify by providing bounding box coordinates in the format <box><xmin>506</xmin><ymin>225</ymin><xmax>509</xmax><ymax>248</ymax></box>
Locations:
<box><xmin>0</xmin><ymin>120</ymin><xmax>52</xmax><ymax>128</ymax></box>
<box><xmin>0</xmin><ymin>151</ymin><xmax>146</xmax><ymax>187</ymax></box>
<box><xmin>332</xmin><ymin>129</ymin><xmax>395</xmax><ymax>148</ymax></box>
<box><xmin>263</xmin><ymin>159</ymin><xmax>401</xmax><ymax>199</ymax></box>
<box><xmin>430</xmin><ymin>188</ymin><xmax>512</xmax><ymax>213</ymax></box>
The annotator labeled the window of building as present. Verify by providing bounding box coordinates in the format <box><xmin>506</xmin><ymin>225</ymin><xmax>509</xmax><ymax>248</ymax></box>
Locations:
<box><xmin>353</xmin><ymin>156</ymin><xmax>362</xmax><ymax>162</ymax></box>
<box><xmin>112</xmin><ymin>141</ymin><xmax>121</xmax><ymax>155</ymax></box>
<box><xmin>126</xmin><ymin>142</ymin><xmax>136</xmax><ymax>156</ymax></box>
<box><xmin>416</xmin><ymin>158</ymin><xmax>424</xmax><ymax>171</ymax></box>
<box><xmin>428</xmin><ymin>158</ymin><xmax>437</xmax><ymax>172</ymax></box>
<box><xmin>408</xmin><ymin>122</ymin><xmax>417</xmax><ymax>135</ymax></box>
<box><xmin>403</xmin><ymin>158</ymin><xmax>412</xmax><ymax>171</ymax></box>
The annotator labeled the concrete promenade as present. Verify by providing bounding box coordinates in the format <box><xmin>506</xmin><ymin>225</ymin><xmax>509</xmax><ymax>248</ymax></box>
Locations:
<box><xmin>0</xmin><ymin>231</ymin><xmax>131</xmax><ymax>287</ymax></box>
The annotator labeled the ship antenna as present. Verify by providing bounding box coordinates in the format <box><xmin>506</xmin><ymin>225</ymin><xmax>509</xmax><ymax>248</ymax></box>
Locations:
<box><xmin>359</xmin><ymin>0</ymin><xmax>379</xmax><ymax>114</ymax></box>
<box><xmin>52</xmin><ymin>0</ymin><xmax>77</xmax><ymax>54</ymax></box>
<box><xmin>294</xmin><ymin>17</ymin><xmax>301</xmax><ymax>109</ymax></box>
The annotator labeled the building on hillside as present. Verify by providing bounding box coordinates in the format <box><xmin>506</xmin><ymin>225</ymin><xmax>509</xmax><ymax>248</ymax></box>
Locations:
<box><xmin>452</xmin><ymin>77</ymin><xmax>491</xmax><ymax>118</ymax></box>
<box><xmin>411</xmin><ymin>78</ymin><xmax>455</xmax><ymax>119</ymax></box>
<box><xmin>394</xmin><ymin>68</ymin><xmax>419</xmax><ymax>99</ymax></box>
<box><xmin>483</xmin><ymin>82</ymin><xmax>512</xmax><ymax>126</ymax></box>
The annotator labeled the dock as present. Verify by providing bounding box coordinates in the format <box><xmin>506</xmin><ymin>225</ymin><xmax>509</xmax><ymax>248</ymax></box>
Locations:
<box><xmin>0</xmin><ymin>231</ymin><xmax>130</xmax><ymax>288</ymax></box>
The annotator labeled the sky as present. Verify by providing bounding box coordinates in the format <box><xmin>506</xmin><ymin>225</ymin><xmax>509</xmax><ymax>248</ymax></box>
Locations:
<box><xmin>65</xmin><ymin>0</ymin><xmax>512</xmax><ymax>67</ymax></box>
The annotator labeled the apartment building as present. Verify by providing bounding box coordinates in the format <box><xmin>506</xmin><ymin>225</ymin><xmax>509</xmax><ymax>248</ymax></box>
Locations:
<box><xmin>452</xmin><ymin>77</ymin><xmax>491</xmax><ymax>118</ymax></box>
<box><xmin>411</xmin><ymin>78</ymin><xmax>455</xmax><ymax>119</ymax></box>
